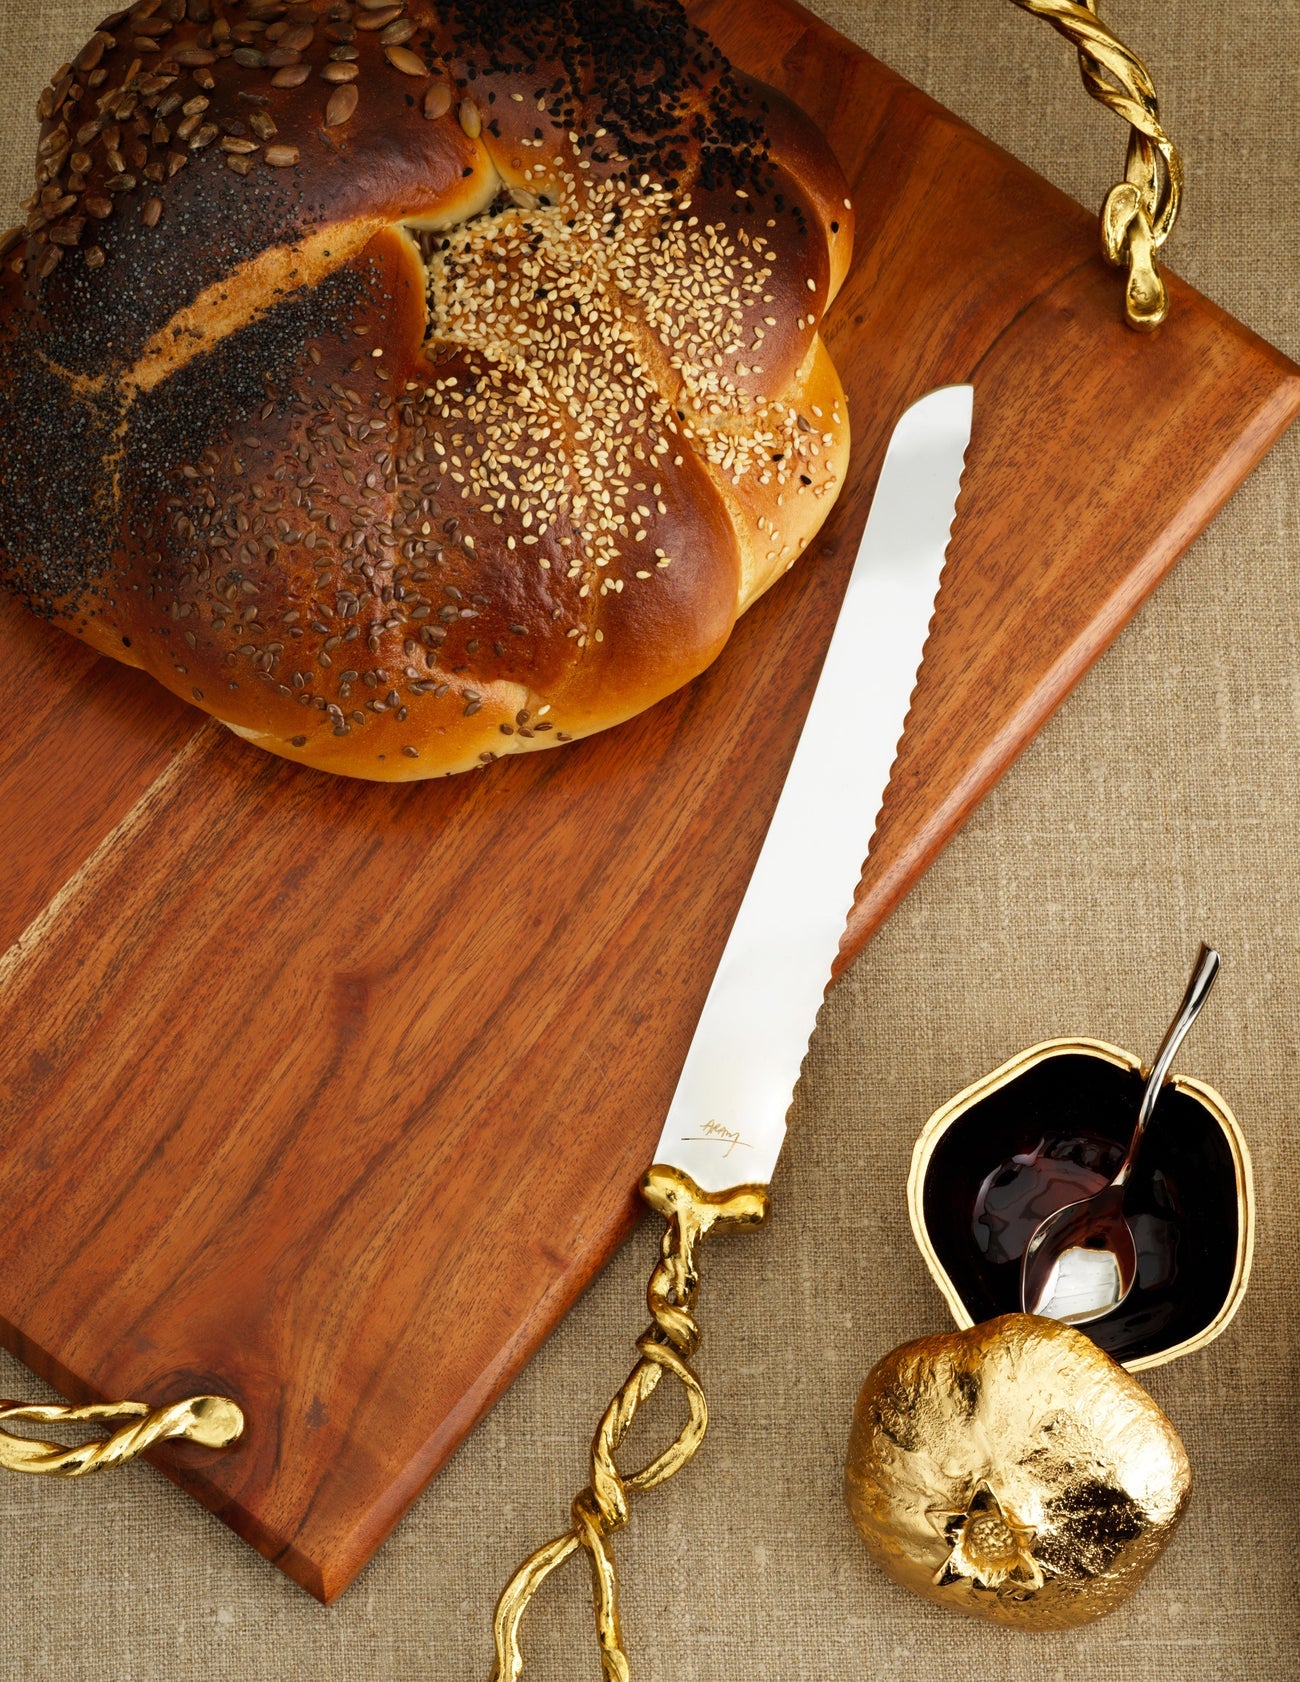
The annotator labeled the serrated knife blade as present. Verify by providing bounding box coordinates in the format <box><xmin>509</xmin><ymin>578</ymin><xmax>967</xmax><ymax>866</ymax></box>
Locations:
<box><xmin>656</xmin><ymin>383</ymin><xmax>973</xmax><ymax>1191</ymax></box>
<box><xmin>489</xmin><ymin>384</ymin><xmax>974</xmax><ymax>1682</ymax></box>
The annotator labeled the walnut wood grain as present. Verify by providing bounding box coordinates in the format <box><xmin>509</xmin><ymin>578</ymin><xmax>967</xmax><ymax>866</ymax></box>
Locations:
<box><xmin>0</xmin><ymin>0</ymin><xmax>1295</xmax><ymax>1603</ymax></box>
<box><xmin>0</xmin><ymin>593</ymin><xmax>196</xmax><ymax>953</ymax></box>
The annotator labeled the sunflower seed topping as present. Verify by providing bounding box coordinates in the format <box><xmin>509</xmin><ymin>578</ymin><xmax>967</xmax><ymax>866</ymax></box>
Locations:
<box><xmin>325</xmin><ymin>83</ymin><xmax>359</xmax><ymax>127</ymax></box>
<box><xmin>385</xmin><ymin>45</ymin><xmax>427</xmax><ymax>76</ymax></box>
<box><xmin>423</xmin><ymin>82</ymin><xmax>451</xmax><ymax>120</ymax></box>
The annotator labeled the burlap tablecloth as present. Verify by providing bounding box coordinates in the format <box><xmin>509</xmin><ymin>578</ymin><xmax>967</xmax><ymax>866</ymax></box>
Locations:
<box><xmin>1</xmin><ymin>2</ymin><xmax>1296</xmax><ymax>1678</ymax></box>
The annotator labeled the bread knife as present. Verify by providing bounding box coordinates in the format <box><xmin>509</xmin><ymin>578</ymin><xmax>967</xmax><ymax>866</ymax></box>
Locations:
<box><xmin>490</xmin><ymin>384</ymin><xmax>975</xmax><ymax>1682</ymax></box>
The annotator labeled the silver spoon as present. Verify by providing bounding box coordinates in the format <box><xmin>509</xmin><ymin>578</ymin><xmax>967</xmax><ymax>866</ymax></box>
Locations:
<box><xmin>1020</xmin><ymin>944</ymin><xmax>1221</xmax><ymax>1325</ymax></box>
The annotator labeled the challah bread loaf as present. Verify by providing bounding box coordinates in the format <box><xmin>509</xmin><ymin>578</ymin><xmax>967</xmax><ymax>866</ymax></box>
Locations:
<box><xmin>0</xmin><ymin>0</ymin><xmax>852</xmax><ymax>779</ymax></box>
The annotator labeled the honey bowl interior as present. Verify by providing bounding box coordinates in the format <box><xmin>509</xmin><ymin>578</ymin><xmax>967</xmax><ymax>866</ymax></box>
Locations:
<box><xmin>912</xmin><ymin>1042</ymin><xmax>1251</xmax><ymax>1368</ymax></box>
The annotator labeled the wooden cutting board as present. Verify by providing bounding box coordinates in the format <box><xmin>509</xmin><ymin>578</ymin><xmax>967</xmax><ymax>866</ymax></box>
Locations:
<box><xmin>0</xmin><ymin>0</ymin><xmax>1295</xmax><ymax>1604</ymax></box>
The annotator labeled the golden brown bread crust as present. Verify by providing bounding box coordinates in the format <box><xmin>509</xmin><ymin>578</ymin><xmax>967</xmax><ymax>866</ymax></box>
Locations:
<box><xmin>0</xmin><ymin>0</ymin><xmax>852</xmax><ymax>779</ymax></box>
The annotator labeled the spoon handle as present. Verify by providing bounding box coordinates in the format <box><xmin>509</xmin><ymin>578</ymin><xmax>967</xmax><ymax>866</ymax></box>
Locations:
<box><xmin>1115</xmin><ymin>944</ymin><xmax>1221</xmax><ymax>1188</ymax></box>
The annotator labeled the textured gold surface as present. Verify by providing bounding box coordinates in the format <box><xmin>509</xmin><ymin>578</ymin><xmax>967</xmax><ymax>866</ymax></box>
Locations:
<box><xmin>489</xmin><ymin>1166</ymin><xmax>768</xmax><ymax>1681</ymax></box>
<box><xmin>1012</xmin><ymin>0</ymin><xmax>1182</xmax><ymax>328</ymax></box>
<box><xmin>0</xmin><ymin>1395</ymin><xmax>244</xmax><ymax>1477</ymax></box>
<box><xmin>845</xmin><ymin>1315</ymin><xmax>1192</xmax><ymax>1628</ymax></box>
<box><xmin>906</xmin><ymin>1037</ymin><xmax>1255</xmax><ymax>1369</ymax></box>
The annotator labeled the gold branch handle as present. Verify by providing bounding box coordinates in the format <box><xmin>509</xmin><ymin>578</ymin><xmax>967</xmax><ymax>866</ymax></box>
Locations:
<box><xmin>1012</xmin><ymin>0</ymin><xmax>1183</xmax><ymax>329</ymax></box>
<box><xmin>489</xmin><ymin>1165</ymin><xmax>769</xmax><ymax>1682</ymax></box>
<box><xmin>0</xmin><ymin>1394</ymin><xmax>244</xmax><ymax>1477</ymax></box>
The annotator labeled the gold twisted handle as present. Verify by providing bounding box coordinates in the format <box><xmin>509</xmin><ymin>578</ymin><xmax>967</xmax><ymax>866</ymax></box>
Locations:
<box><xmin>1012</xmin><ymin>0</ymin><xmax>1183</xmax><ymax>329</ymax></box>
<box><xmin>490</xmin><ymin>1165</ymin><xmax>769</xmax><ymax>1682</ymax></box>
<box><xmin>0</xmin><ymin>1393</ymin><xmax>244</xmax><ymax>1476</ymax></box>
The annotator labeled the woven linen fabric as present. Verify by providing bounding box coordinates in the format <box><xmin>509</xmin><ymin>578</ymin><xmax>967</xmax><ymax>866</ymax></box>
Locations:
<box><xmin>1</xmin><ymin>2</ymin><xmax>1297</xmax><ymax>1679</ymax></box>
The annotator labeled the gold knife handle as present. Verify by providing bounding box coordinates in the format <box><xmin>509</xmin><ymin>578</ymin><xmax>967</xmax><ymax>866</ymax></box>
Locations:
<box><xmin>1012</xmin><ymin>0</ymin><xmax>1183</xmax><ymax>330</ymax></box>
<box><xmin>489</xmin><ymin>1165</ymin><xmax>769</xmax><ymax>1682</ymax></box>
<box><xmin>0</xmin><ymin>1393</ymin><xmax>244</xmax><ymax>1476</ymax></box>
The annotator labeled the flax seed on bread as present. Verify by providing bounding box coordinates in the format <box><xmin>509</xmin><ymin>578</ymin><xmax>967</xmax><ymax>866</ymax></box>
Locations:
<box><xmin>0</xmin><ymin>0</ymin><xmax>852</xmax><ymax>779</ymax></box>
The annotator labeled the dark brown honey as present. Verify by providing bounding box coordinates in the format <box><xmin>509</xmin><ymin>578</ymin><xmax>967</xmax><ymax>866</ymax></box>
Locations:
<box><xmin>920</xmin><ymin>1050</ymin><xmax>1242</xmax><ymax>1364</ymax></box>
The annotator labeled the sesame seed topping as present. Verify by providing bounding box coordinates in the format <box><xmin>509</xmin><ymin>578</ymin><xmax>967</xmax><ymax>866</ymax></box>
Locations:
<box><xmin>0</xmin><ymin>0</ymin><xmax>844</xmax><ymax>779</ymax></box>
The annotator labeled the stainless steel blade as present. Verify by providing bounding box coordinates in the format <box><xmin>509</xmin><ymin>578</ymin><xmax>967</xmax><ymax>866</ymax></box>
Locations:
<box><xmin>655</xmin><ymin>385</ymin><xmax>973</xmax><ymax>1191</ymax></box>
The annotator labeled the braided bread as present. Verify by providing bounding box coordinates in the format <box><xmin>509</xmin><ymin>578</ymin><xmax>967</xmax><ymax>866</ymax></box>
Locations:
<box><xmin>0</xmin><ymin>0</ymin><xmax>852</xmax><ymax>778</ymax></box>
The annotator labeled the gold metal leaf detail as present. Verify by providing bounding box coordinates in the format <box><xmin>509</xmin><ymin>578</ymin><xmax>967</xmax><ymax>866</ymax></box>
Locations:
<box><xmin>928</xmin><ymin>1481</ymin><xmax>1044</xmax><ymax>1594</ymax></box>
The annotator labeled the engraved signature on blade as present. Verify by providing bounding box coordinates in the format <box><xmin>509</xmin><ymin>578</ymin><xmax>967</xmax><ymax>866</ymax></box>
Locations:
<box><xmin>680</xmin><ymin>1121</ymin><xmax>753</xmax><ymax>1158</ymax></box>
